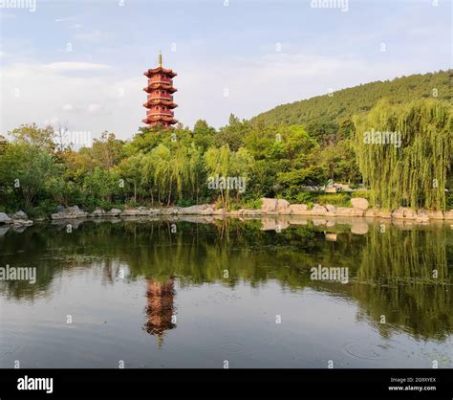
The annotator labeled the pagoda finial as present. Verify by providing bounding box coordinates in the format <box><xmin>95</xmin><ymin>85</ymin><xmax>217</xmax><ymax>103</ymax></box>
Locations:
<box><xmin>158</xmin><ymin>51</ymin><xmax>163</xmax><ymax>67</ymax></box>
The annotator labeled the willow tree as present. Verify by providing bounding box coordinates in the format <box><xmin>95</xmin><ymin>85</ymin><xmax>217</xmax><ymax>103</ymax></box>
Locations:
<box><xmin>353</xmin><ymin>99</ymin><xmax>453</xmax><ymax>210</ymax></box>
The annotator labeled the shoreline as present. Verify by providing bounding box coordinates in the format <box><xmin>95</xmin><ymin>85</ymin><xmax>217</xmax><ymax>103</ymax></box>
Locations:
<box><xmin>1</xmin><ymin>197</ymin><xmax>453</xmax><ymax>230</ymax></box>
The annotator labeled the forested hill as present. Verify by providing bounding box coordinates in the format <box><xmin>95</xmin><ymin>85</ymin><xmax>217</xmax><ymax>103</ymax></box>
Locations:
<box><xmin>251</xmin><ymin>70</ymin><xmax>452</xmax><ymax>127</ymax></box>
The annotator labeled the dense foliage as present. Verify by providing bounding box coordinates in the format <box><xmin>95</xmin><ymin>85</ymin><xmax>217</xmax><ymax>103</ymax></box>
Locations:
<box><xmin>251</xmin><ymin>70</ymin><xmax>452</xmax><ymax>128</ymax></box>
<box><xmin>0</xmin><ymin>71</ymin><xmax>451</xmax><ymax>216</ymax></box>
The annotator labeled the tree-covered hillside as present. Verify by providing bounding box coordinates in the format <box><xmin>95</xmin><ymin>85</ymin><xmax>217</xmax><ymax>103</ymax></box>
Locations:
<box><xmin>251</xmin><ymin>70</ymin><xmax>452</xmax><ymax>128</ymax></box>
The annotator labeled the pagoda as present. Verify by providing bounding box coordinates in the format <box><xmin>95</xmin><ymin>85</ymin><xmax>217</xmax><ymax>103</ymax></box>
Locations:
<box><xmin>144</xmin><ymin>277</ymin><xmax>176</xmax><ymax>345</ymax></box>
<box><xmin>143</xmin><ymin>53</ymin><xmax>177</xmax><ymax>127</ymax></box>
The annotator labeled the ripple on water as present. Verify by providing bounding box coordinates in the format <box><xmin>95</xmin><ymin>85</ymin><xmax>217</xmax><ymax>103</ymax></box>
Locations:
<box><xmin>342</xmin><ymin>340</ymin><xmax>392</xmax><ymax>361</ymax></box>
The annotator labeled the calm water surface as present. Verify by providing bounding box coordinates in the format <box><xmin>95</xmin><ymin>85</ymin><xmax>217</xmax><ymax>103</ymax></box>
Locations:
<box><xmin>1</xmin><ymin>217</ymin><xmax>452</xmax><ymax>368</ymax></box>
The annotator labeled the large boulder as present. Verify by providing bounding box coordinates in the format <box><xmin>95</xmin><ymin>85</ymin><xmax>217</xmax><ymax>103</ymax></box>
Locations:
<box><xmin>444</xmin><ymin>210</ymin><xmax>453</xmax><ymax>220</ymax></box>
<box><xmin>13</xmin><ymin>219</ymin><xmax>33</xmax><ymax>227</ymax></box>
<box><xmin>12</xmin><ymin>210</ymin><xmax>28</xmax><ymax>220</ymax></box>
<box><xmin>335</xmin><ymin>207</ymin><xmax>364</xmax><ymax>217</ymax></box>
<box><xmin>427</xmin><ymin>210</ymin><xmax>444</xmax><ymax>220</ymax></box>
<box><xmin>179</xmin><ymin>204</ymin><xmax>213</xmax><ymax>215</ymax></box>
<box><xmin>90</xmin><ymin>208</ymin><xmax>105</xmax><ymax>218</ymax></box>
<box><xmin>416</xmin><ymin>209</ymin><xmax>430</xmax><ymax>223</ymax></box>
<box><xmin>106</xmin><ymin>208</ymin><xmax>122</xmax><ymax>217</ymax></box>
<box><xmin>51</xmin><ymin>206</ymin><xmax>88</xmax><ymax>220</ymax></box>
<box><xmin>277</xmin><ymin>199</ymin><xmax>290</xmax><ymax>213</ymax></box>
<box><xmin>0</xmin><ymin>212</ymin><xmax>13</xmax><ymax>224</ymax></box>
<box><xmin>392</xmin><ymin>208</ymin><xmax>417</xmax><ymax>220</ymax></box>
<box><xmin>241</xmin><ymin>209</ymin><xmax>262</xmax><ymax>216</ymax></box>
<box><xmin>311</xmin><ymin>204</ymin><xmax>328</xmax><ymax>216</ymax></box>
<box><xmin>350</xmin><ymin>197</ymin><xmax>369</xmax><ymax>210</ymax></box>
<box><xmin>325</xmin><ymin>204</ymin><xmax>336</xmax><ymax>213</ymax></box>
<box><xmin>261</xmin><ymin>198</ymin><xmax>278</xmax><ymax>213</ymax></box>
<box><xmin>160</xmin><ymin>207</ymin><xmax>179</xmax><ymax>215</ymax></box>
<box><xmin>289</xmin><ymin>204</ymin><xmax>309</xmax><ymax>215</ymax></box>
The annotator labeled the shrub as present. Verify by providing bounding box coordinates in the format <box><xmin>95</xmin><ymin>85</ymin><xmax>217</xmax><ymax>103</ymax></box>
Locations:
<box><xmin>315</xmin><ymin>193</ymin><xmax>351</xmax><ymax>206</ymax></box>
<box><xmin>293</xmin><ymin>192</ymin><xmax>314</xmax><ymax>204</ymax></box>
<box><xmin>241</xmin><ymin>198</ymin><xmax>262</xmax><ymax>209</ymax></box>
<box><xmin>351</xmin><ymin>190</ymin><xmax>370</xmax><ymax>200</ymax></box>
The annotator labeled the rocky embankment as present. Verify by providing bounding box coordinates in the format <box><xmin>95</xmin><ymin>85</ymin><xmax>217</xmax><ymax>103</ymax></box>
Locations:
<box><xmin>1</xmin><ymin>198</ymin><xmax>452</xmax><ymax>228</ymax></box>
<box><xmin>0</xmin><ymin>211</ymin><xmax>34</xmax><ymax>227</ymax></box>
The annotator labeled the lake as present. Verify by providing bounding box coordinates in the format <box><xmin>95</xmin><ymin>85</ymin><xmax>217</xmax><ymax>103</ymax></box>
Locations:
<box><xmin>0</xmin><ymin>216</ymin><xmax>452</xmax><ymax>368</ymax></box>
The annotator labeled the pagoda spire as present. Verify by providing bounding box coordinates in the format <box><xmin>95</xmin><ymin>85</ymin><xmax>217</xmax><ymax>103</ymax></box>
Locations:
<box><xmin>158</xmin><ymin>51</ymin><xmax>163</xmax><ymax>67</ymax></box>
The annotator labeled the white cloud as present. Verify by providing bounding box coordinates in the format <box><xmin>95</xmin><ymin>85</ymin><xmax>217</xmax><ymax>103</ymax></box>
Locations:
<box><xmin>0</xmin><ymin>52</ymin><xmax>445</xmax><ymax>140</ymax></box>
<box><xmin>45</xmin><ymin>62</ymin><xmax>111</xmax><ymax>72</ymax></box>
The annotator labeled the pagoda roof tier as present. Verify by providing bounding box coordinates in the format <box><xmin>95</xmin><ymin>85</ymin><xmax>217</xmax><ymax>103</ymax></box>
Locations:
<box><xmin>144</xmin><ymin>67</ymin><xmax>177</xmax><ymax>78</ymax></box>
<box><xmin>142</xmin><ymin>117</ymin><xmax>177</xmax><ymax>125</ymax></box>
<box><xmin>146</xmin><ymin>112</ymin><xmax>174</xmax><ymax>118</ymax></box>
<box><xmin>143</xmin><ymin>85</ymin><xmax>177</xmax><ymax>94</ymax></box>
<box><xmin>144</xmin><ymin>100</ymin><xmax>178</xmax><ymax>109</ymax></box>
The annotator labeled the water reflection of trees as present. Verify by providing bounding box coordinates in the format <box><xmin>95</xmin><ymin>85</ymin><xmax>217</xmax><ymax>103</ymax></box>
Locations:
<box><xmin>353</xmin><ymin>225</ymin><xmax>453</xmax><ymax>340</ymax></box>
<box><xmin>0</xmin><ymin>220</ymin><xmax>451</xmax><ymax>340</ymax></box>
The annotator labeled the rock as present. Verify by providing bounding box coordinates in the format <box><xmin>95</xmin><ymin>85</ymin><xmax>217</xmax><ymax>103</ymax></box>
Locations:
<box><xmin>242</xmin><ymin>209</ymin><xmax>262</xmax><ymax>216</ymax></box>
<box><xmin>364</xmin><ymin>208</ymin><xmax>378</xmax><ymax>217</ymax></box>
<box><xmin>179</xmin><ymin>204</ymin><xmax>211</xmax><ymax>215</ymax></box>
<box><xmin>325</xmin><ymin>204</ymin><xmax>336</xmax><ymax>213</ymax></box>
<box><xmin>277</xmin><ymin>199</ymin><xmax>290</xmax><ymax>213</ymax></box>
<box><xmin>312</xmin><ymin>219</ymin><xmax>327</xmax><ymax>226</ymax></box>
<box><xmin>160</xmin><ymin>208</ymin><xmax>179</xmax><ymax>215</ymax></box>
<box><xmin>56</xmin><ymin>205</ymin><xmax>65</xmax><ymax>213</ymax></box>
<box><xmin>120</xmin><ymin>208</ymin><xmax>152</xmax><ymax>216</ymax></box>
<box><xmin>0</xmin><ymin>212</ymin><xmax>13</xmax><ymax>224</ymax></box>
<box><xmin>12</xmin><ymin>210</ymin><xmax>28</xmax><ymax>220</ymax></box>
<box><xmin>51</xmin><ymin>206</ymin><xmax>87</xmax><ymax>220</ymax></box>
<box><xmin>404</xmin><ymin>209</ymin><xmax>417</xmax><ymax>219</ymax></box>
<box><xmin>261</xmin><ymin>198</ymin><xmax>278</xmax><ymax>213</ymax></box>
<box><xmin>416</xmin><ymin>209</ymin><xmax>430</xmax><ymax>223</ymax></box>
<box><xmin>376</xmin><ymin>209</ymin><xmax>392</xmax><ymax>219</ymax></box>
<box><xmin>325</xmin><ymin>186</ymin><xmax>337</xmax><ymax>193</ymax></box>
<box><xmin>311</xmin><ymin>204</ymin><xmax>328</xmax><ymax>216</ymax></box>
<box><xmin>351</xmin><ymin>222</ymin><xmax>369</xmax><ymax>235</ymax></box>
<box><xmin>350</xmin><ymin>197</ymin><xmax>369</xmax><ymax>210</ymax></box>
<box><xmin>288</xmin><ymin>204</ymin><xmax>309</xmax><ymax>214</ymax></box>
<box><xmin>335</xmin><ymin>207</ymin><xmax>364</xmax><ymax>217</ymax></box>
<box><xmin>427</xmin><ymin>210</ymin><xmax>444</xmax><ymax>220</ymax></box>
<box><xmin>391</xmin><ymin>208</ymin><xmax>405</xmax><ymax>219</ymax></box>
<box><xmin>444</xmin><ymin>210</ymin><xmax>453</xmax><ymax>220</ymax></box>
<box><xmin>334</xmin><ymin>183</ymin><xmax>353</xmax><ymax>192</ymax></box>
<box><xmin>137</xmin><ymin>207</ymin><xmax>152</xmax><ymax>216</ymax></box>
<box><xmin>392</xmin><ymin>207</ymin><xmax>417</xmax><ymax>220</ymax></box>
<box><xmin>13</xmin><ymin>219</ymin><xmax>33</xmax><ymax>227</ymax></box>
<box><xmin>90</xmin><ymin>208</ymin><xmax>105</xmax><ymax>218</ymax></box>
<box><xmin>107</xmin><ymin>208</ymin><xmax>122</xmax><ymax>217</ymax></box>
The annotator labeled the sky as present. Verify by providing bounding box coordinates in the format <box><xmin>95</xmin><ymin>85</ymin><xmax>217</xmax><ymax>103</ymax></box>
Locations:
<box><xmin>0</xmin><ymin>0</ymin><xmax>451</xmax><ymax>141</ymax></box>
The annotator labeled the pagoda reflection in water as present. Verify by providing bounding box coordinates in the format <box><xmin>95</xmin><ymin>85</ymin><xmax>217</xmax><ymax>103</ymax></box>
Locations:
<box><xmin>144</xmin><ymin>277</ymin><xmax>176</xmax><ymax>345</ymax></box>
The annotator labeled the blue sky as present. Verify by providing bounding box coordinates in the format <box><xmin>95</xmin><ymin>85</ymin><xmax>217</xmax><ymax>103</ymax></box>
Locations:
<box><xmin>0</xmin><ymin>0</ymin><xmax>451</xmax><ymax>140</ymax></box>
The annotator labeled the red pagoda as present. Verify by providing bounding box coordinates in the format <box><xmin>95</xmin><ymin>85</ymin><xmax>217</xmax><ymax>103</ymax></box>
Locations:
<box><xmin>143</xmin><ymin>53</ymin><xmax>177</xmax><ymax>127</ymax></box>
